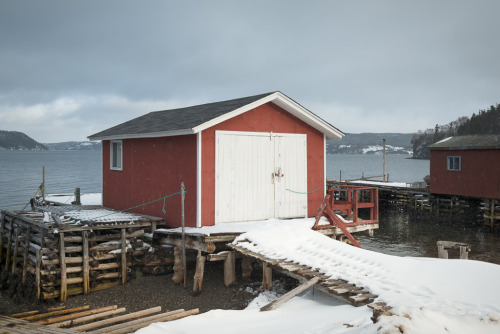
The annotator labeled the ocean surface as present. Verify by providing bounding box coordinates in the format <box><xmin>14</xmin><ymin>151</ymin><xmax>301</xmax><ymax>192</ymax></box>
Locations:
<box><xmin>0</xmin><ymin>151</ymin><xmax>425</xmax><ymax>210</ymax></box>
<box><xmin>1</xmin><ymin>150</ymin><xmax>498</xmax><ymax>264</ymax></box>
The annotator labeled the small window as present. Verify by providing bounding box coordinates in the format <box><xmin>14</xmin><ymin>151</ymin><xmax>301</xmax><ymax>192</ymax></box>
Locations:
<box><xmin>110</xmin><ymin>140</ymin><xmax>123</xmax><ymax>170</ymax></box>
<box><xmin>447</xmin><ymin>156</ymin><xmax>461</xmax><ymax>171</ymax></box>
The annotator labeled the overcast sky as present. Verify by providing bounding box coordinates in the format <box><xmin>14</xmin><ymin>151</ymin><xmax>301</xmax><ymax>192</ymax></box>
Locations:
<box><xmin>1</xmin><ymin>0</ymin><xmax>499</xmax><ymax>142</ymax></box>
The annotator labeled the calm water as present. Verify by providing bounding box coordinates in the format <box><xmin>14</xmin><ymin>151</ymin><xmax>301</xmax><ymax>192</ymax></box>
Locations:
<box><xmin>0</xmin><ymin>151</ymin><xmax>498</xmax><ymax>263</ymax></box>
<box><xmin>0</xmin><ymin>150</ymin><xmax>101</xmax><ymax>210</ymax></box>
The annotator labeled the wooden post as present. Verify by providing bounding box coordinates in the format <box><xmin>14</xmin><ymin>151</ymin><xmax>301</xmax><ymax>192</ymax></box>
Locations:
<box><xmin>459</xmin><ymin>246</ymin><xmax>468</xmax><ymax>260</ymax></box>
<box><xmin>193</xmin><ymin>250</ymin><xmax>205</xmax><ymax>295</ymax></box>
<box><xmin>437</xmin><ymin>245</ymin><xmax>448</xmax><ymax>259</ymax></box>
<box><xmin>383</xmin><ymin>138</ymin><xmax>386</xmax><ymax>181</ymax></box>
<box><xmin>172</xmin><ymin>246</ymin><xmax>183</xmax><ymax>284</ymax></box>
<box><xmin>121</xmin><ymin>228</ymin><xmax>127</xmax><ymax>285</ymax></box>
<box><xmin>75</xmin><ymin>187</ymin><xmax>81</xmax><ymax>205</ymax></box>
<box><xmin>42</xmin><ymin>166</ymin><xmax>45</xmax><ymax>199</ymax></box>
<box><xmin>22</xmin><ymin>226</ymin><xmax>31</xmax><ymax>283</ymax></box>
<box><xmin>224</xmin><ymin>251</ymin><xmax>236</xmax><ymax>287</ymax></box>
<box><xmin>262</xmin><ymin>262</ymin><xmax>272</xmax><ymax>291</ymax></box>
<box><xmin>82</xmin><ymin>231</ymin><xmax>89</xmax><ymax>294</ymax></box>
<box><xmin>181</xmin><ymin>182</ymin><xmax>187</xmax><ymax>289</ymax></box>
<box><xmin>59</xmin><ymin>232</ymin><xmax>67</xmax><ymax>301</ymax></box>
<box><xmin>241</xmin><ymin>257</ymin><xmax>253</xmax><ymax>280</ymax></box>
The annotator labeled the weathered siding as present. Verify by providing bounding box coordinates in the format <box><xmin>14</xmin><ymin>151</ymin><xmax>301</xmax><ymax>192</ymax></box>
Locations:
<box><xmin>201</xmin><ymin>102</ymin><xmax>325</xmax><ymax>226</ymax></box>
<box><xmin>102</xmin><ymin>136</ymin><xmax>198</xmax><ymax>227</ymax></box>
<box><xmin>430</xmin><ymin>149</ymin><xmax>500</xmax><ymax>199</ymax></box>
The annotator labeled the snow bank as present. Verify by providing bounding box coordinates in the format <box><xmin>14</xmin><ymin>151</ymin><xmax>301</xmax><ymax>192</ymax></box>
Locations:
<box><xmin>139</xmin><ymin>218</ymin><xmax>500</xmax><ymax>333</ymax></box>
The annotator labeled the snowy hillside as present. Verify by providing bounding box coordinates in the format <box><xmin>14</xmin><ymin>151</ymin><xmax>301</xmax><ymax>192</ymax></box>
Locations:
<box><xmin>44</xmin><ymin>141</ymin><xmax>102</xmax><ymax>151</ymax></box>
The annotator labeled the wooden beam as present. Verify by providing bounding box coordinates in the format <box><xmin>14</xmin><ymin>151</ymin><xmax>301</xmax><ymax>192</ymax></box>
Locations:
<box><xmin>260</xmin><ymin>276</ymin><xmax>319</xmax><ymax>311</ymax></box>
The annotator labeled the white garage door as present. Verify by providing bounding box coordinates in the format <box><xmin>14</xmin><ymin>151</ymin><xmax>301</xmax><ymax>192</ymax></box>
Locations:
<box><xmin>215</xmin><ymin>131</ymin><xmax>307</xmax><ymax>224</ymax></box>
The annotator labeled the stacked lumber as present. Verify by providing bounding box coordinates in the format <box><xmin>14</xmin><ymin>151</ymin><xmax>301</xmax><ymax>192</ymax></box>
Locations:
<box><xmin>9</xmin><ymin>305</ymin><xmax>199</xmax><ymax>334</ymax></box>
<box><xmin>0</xmin><ymin>208</ymin><xmax>165</xmax><ymax>302</ymax></box>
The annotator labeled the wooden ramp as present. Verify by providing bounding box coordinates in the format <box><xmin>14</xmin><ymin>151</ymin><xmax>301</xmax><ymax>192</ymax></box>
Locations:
<box><xmin>228</xmin><ymin>244</ymin><xmax>378</xmax><ymax>307</ymax></box>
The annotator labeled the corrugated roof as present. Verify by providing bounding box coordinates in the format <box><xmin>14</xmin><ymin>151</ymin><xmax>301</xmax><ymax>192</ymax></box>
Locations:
<box><xmin>428</xmin><ymin>135</ymin><xmax>500</xmax><ymax>150</ymax></box>
<box><xmin>88</xmin><ymin>92</ymin><xmax>344</xmax><ymax>141</ymax></box>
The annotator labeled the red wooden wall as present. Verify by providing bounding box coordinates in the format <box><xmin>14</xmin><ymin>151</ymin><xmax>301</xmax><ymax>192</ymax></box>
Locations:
<box><xmin>102</xmin><ymin>136</ymin><xmax>198</xmax><ymax>227</ymax></box>
<box><xmin>200</xmin><ymin>102</ymin><xmax>326</xmax><ymax>226</ymax></box>
<box><xmin>430</xmin><ymin>149</ymin><xmax>500</xmax><ymax>199</ymax></box>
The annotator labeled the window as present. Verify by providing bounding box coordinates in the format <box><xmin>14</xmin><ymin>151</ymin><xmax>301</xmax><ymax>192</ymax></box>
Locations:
<box><xmin>110</xmin><ymin>140</ymin><xmax>123</xmax><ymax>170</ymax></box>
<box><xmin>447</xmin><ymin>156</ymin><xmax>461</xmax><ymax>171</ymax></box>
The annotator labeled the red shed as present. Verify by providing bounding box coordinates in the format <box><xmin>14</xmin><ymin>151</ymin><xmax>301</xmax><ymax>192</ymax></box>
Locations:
<box><xmin>429</xmin><ymin>135</ymin><xmax>500</xmax><ymax>199</ymax></box>
<box><xmin>88</xmin><ymin>92</ymin><xmax>344</xmax><ymax>228</ymax></box>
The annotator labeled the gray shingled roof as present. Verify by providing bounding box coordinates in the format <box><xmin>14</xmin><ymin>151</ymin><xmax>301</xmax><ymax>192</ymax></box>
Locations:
<box><xmin>429</xmin><ymin>135</ymin><xmax>500</xmax><ymax>150</ymax></box>
<box><xmin>88</xmin><ymin>92</ymin><xmax>275</xmax><ymax>140</ymax></box>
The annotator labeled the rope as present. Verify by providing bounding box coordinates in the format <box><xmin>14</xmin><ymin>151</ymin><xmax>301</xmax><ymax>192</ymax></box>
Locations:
<box><xmin>84</xmin><ymin>189</ymin><xmax>185</xmax><ymax>222</ymax></box>
<box><xmin>9</xmin><ymin>184</ymin><xmax>45</xmax><ymax>211</ymax></box>
<box><xmin>286</xmin><ymin>186</ymin><xmax>323</xmax><ymax>194</ymax></box>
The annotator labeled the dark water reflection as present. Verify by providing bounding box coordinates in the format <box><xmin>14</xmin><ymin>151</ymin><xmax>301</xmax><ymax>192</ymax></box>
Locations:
<box><xmin>359</xmin><ymin>209</ymin><xmax>500</xmax><ymax>264</ymax></box>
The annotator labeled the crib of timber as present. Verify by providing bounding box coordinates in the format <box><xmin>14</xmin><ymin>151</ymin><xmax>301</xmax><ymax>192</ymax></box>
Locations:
<box><xmin>0</xmin><ymin>207</ymin><xmax>164</xmax><ymax>302</ymax></box>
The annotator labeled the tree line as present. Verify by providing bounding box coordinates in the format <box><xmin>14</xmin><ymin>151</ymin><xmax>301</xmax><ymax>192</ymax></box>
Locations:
<box><xmin>411</xmin><ymin>103</ymin><xmax>500</xmax><ymax>159</ymax></box>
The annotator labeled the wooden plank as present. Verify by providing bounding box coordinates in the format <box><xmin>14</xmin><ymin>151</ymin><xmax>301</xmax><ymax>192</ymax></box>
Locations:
<box><xmin>20</xmin><ymin>306</ymin><xmax>90</xmax><ymax>321</ymax></box>
<box><xmin>34</xmin><ymin>306</ymin><xmax>118</xmax><ymax>325</ymax></box>
<box><xmin>88</xmin><ymin>309</ymin><xmax>186</xmax><ymax>334</ymax></box>
<box><xmin>50</xmin><ymin>308</ymin><xmax>126</xmax><ymax>328</ymax></box>
<box><xmin>70</xmin><ymin>306</ymin><xmax>161</xmax><ymax>332</ymax></box>
<box><xmin>104</xmin><ymin>308</ymin><xmax>199</xmax><ymax>334</ymax></box>
<box><xmin>261</xmin><ymin>276</ymin><xmax>319</xmax><ymax>311</ymax></box>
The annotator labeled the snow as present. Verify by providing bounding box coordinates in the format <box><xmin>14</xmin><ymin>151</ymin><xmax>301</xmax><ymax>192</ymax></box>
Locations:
<box><xmin>44</xmin><ymin>193</ymin><xmax>102</xmax><ymax>205</ymax></box>
<box><xmin>347</xmin><ymin>180</ymin><xmax>409</xmax><ymax>187</ymax></box>
<box><xmin>436</xmin><ymin>136</ymin><xmax>453</xmax><ymax>144</ymax></box>
<box><xmin>140</xmin><ymin>218</ymin><xmax>500</xmax><ymax>334</ymax></box>
<box><xmin>62</xmin><ymin>209</ymin><xmax>141</xmax><ymax>223</ymax></box>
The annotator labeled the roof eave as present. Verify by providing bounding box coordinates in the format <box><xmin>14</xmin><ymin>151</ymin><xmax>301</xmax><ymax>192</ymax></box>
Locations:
<box><xmin>192</xmin><ymin>92</ymin><xmax>344</xmax><ymax>140</ymax></box>
<box><xmin>88</xmin><ymin>128</ymin><xmax>195</xmax><ymax>141</ymax></box>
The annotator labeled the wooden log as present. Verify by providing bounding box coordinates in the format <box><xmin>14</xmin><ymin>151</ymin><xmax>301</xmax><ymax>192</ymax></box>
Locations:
<box><xmin>11</xmin><ymin>226</ymin><xmax>21</xmax><ymax>274</ymax></box>
<box><xmin>261</xmin><ymin>276</ymin><xmax>319</xmax><ymax>311</ymax></box>
<box><xmin>262</xmin><ymin>262</ymin><xmax>272</xmax><ymax>291</ymax></box>
<box><xmin>70</xmin><ymin>306</ymin><xmax>161</xmax><ymax>332</ymax></box>
<box><xmin>88</xmin><ymin>309</ymin><xmax>186</xmax><ymax>334</ymax></box>
<box><xmin>460</xmin><ymin>246</ymin><xmax>468</xmax><ymax>260</ymax></box>
<box><xmin>59</xmin><ymin>232</ymin><xmax>67</xmax><ymax>301</ymax></box>
<box><xmin>34</xmin><ymin>305</ymin><xmax>118</xmax><ymax>325</ymax></box>
<box><xmin>103</xmin><ymin>308</ymin><xmax>199</xmax><ymax>334</ymax></box>
<box><xmin>224</xmin><ymin>251</ymin><xmax>236</xmax><ymax>287</ymax></box>
<box><xmin>10</xmin><ymin>310</ymin><xmax>40</xmax><ymax>318</ymax></box>
<box><xmin>121</xmin><ymin>228</ymin><xmax>127</xmax><ymax>285</ymax></box>
<box><xmin>193</xmin><ymin>250</ymin><xmax>205</xmax><ymax>295</ymax></box>
<box><xmin>83</xmin><ymin>230</ymin><xmax>90</xmax><ymax>294</ymax></box>
<box><xmin>22</xmin><ymin>226</ymin><xmax>31</xmax><ymax>283</ymax></box>
<box><xmin>50</xmin><ymin>307</ymin><xmax>126</xmax><ymax>328</ymax></box>
<box><xmin>172</xmin><ymin>246</ymin><xmax>183</xmax><ymax>284</ymax></box>
<box><xmin>20</xmin><ymin>305</ymin><xmax>90</xmax><ymax>321</ymax></box>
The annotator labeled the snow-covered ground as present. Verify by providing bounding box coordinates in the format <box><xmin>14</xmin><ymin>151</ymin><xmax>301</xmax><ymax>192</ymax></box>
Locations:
<box><xmin>44</xmin><ymin>193</ymin><xmax>102</xmax><ymax>206</ymax></box>
<box><xmin>139</xmin><ymin>218</ymin><xmax>500</xmax><ymax>334</ymax></box>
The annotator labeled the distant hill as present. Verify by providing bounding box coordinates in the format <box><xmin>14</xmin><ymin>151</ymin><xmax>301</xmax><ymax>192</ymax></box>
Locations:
<box><xmin>411</xmin><ymin>103</ymin><xmax>500</xmax><ymax>159</ymax></box>
<box><xmin>44</xmin><ymin>141</ymin><xmax>102</xmax><ymax>151</ymax></box>
<box><xmin>0</xmin><ymin>130</ymin><xmax>48</xmax><ymax>150</ymax></box>
<box><xmin>327</xmin><ymin>133</ymin><xmax>413</xmax><ymax>155</ymax></box>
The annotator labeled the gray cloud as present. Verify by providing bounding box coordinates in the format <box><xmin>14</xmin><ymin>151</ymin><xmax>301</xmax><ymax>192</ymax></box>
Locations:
<box><xmin>1</xmin><ymin>0</ymin><xmax>499</xmax><ymax>142</ymax></box>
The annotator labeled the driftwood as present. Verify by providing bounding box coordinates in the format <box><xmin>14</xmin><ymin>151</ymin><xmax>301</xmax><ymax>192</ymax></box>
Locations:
<box><xmin>261</xmin><ymin>276</ymin><xmax>320</xmax><ymax>311</ymax></box>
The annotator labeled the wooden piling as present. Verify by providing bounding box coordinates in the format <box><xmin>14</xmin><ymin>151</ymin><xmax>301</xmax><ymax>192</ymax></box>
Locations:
<box><xmin>224</xmin><ymin>251</ymin><xmax>236</xmax><ymax>287</ymax></box>
<box><xmin>193</xmin><ymin>250</ymin><xmax>205</xmax><ymax>295</ymax></box>
<box><xmin>262</xmin><ymin>262</ymin><xmax>272</xmax><ymax>290</ymax></box>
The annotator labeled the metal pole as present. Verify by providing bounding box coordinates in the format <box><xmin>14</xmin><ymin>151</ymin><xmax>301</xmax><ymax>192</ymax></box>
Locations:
<box><xmin>382</xmin><ymin>139</ymin><xmax>386</xmax><ymax>182</ymax></box>
<box><xmin>181</xmin><ymin>182</ymin><xmax>187</xmax><ymax>289</ymax></box>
